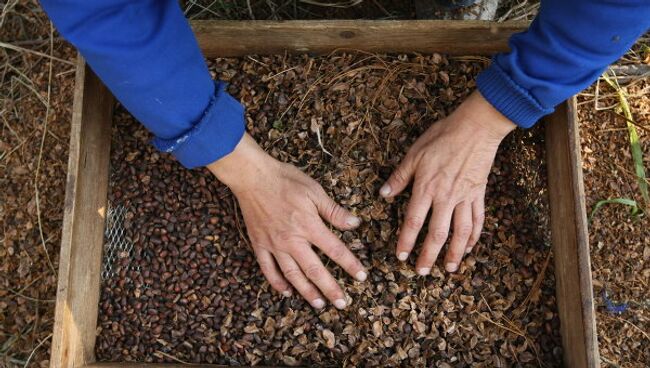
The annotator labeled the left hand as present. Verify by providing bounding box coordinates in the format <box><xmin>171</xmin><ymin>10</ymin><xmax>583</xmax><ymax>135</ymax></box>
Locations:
<box><xmin>380</xmin><ymin>91</ymin><xmax>516</xmax><ymax>275</ymax></box>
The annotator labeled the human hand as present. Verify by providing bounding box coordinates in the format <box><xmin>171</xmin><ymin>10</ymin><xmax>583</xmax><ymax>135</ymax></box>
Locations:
<box><xmin>380</xmin><ymin>91</ymin><xmax>516</xmax><ymax>275</ymax></box>
<box><xmin>208</xmin><ymin>133</ymin><xmax>367</xmax><ymax>309</ymax></box>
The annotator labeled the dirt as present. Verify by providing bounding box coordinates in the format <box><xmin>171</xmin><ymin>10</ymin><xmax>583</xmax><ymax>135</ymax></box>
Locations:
<box><xmin>95</xmin><ymin>53</ymin><xmax>560</xmax><ymax>367</ymax></box>
<box><xmin>182</xmin><ymin>0</ymin><xmax>538</xmax><ymax>22</ymax></box>
<box><xmin>0</xmin><ymin>1</ymin><xmax>76</xmax><ymax>367</ymax></box>
<box><xmin>579</xmin><ymin>79</ymin><xmax>650</xmax><ymax>368</ymax></box>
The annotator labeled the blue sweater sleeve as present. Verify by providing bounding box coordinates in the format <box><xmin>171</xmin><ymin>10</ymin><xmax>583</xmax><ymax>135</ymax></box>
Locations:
<box><xmin>39</xmin><ymin>0</ymin><xmax>245</xmax><ymax>168</ymax></box>
<box><xmin>477</xmin><ymin>0</ymin><xmax>650</xmax><ymax>128</ymax></box>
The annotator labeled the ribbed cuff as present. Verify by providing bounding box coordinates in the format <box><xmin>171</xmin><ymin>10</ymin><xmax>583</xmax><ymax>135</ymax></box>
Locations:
<box><xmin>153</xmin><ymin>81</ymin><xmax>245</xmax><ymax>169</ymax></box>
<box><xmin>476</xmin><ymin>62</ymin><xmax>554</xmax><ymax>128</ymax></box>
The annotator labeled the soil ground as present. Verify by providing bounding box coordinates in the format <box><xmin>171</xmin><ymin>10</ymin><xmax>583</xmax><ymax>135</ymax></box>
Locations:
<box><xmin>578</xmin><ymin>79</ymin><xmax>650</xmax><ymax>367</ymax></box>
<box><xmin>1</xmin><ymin>1</ymin><xmax>648</xmax><ymax>367</ymax></box>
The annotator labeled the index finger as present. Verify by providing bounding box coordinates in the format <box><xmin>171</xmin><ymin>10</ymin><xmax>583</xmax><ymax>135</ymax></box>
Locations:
<box><xmin>396</xmin><ymin>185</ymin><xmax>432</xmax><ymax>262</ymax></box>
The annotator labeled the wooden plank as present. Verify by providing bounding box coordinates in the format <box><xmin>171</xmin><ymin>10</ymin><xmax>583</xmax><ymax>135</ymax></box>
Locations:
<box><xmin>545</xmin><ymin>98</ymin><xmax>599</xmax><ymax>368</ymax></box>
<box><xmin>191</xmin><ymin>20</ymin><xmax>526</xmax><ymax>57</ymax></box>
<box><xmin>84</xmin><ymin>364</ymin><xmax>286</xmax><ymax>368</ymax></box>
<box><xmin>50</xmin><ymin>56</ymin><xmax>114</xmax><ymax>368</ymax></box>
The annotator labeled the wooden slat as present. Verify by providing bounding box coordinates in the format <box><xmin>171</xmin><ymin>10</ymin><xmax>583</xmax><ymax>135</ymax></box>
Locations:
<box><xmin>545</xmin><ymin>98</ymin><xmax>599</xmax><ymax>368</ymax></box>
<box><xmin>191</xmin><ymin>20</ymin><xmax>526</xmax><ymax>57</ymax></box>
<box><xmin>85</xmin><ymin>364</ymin><xmax>286</xmax><ymax>368</ymax></box>
<box><xmin>50</xmin><ymin>57</ymin><xmax>114</xmax><ymax>368</ymax></box>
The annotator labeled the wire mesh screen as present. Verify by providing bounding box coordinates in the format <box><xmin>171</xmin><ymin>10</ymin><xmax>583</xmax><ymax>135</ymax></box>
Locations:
<box><xmin>101</xmin><ymin>202</ymin><xmax>134</xmax><ymax>280</ymax></box>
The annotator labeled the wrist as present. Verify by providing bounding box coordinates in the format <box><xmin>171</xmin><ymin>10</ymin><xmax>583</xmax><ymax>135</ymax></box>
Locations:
<box><xmin>206</xmin><ymin>133</ymin><xmax>275</xmax><ymax>193</ymax></box>
<box><xmin>458</xmin><ymin>90</ymin><xmax>517</xmax><ymax>142</ymax></box>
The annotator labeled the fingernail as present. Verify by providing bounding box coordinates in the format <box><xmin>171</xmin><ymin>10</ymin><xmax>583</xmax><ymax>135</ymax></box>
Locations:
<box><xmin>355</xmin><ymin>271</ymin><xmax>367</xmax><ymax>282</ymax></box>
<box><xmin>334</xmin><ymin>299</ymin><xmax>347</xmax><ymax>309</ymax></box>
<box><xmin>346</xmin><ymin>216</ymin><xmax>361</xmax><ymax>227</ymax></box>
<box><xmin>282</xmin><ymin>290</ymin><xmax>292</xmax><ymax>297</ymax></box>
<box><xmin>397</xmin><ymin>252</ymin><xmax>409</xmax><ymax>261</ymax></box>
<box><xmin>417</xmin><ymin>267</ymin><xmax>431</xmax><ymax>276</ymax></box>
<box><xmin>380</xmin><ymin>184</ymin><xmax>392</xmax><ymax>197</ymax></box>
<box><xmin>312</xmin><ymin>298</ymin><xmax>325</xmax><ymax>309</ymax></box>
<box><xmin>446</xmin><ymin>262</ymin><xmax>458</xmax><ymax>272</ymax></box>
<box><xmin>465</xmin><ymin>247</ymin><xmax>473</xmax><ymax>255</ymax></box>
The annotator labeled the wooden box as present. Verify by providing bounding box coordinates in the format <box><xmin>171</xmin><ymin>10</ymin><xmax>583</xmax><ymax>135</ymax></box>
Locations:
<box><xmin>50</xmin><ymin>20</ymin><xmax>598</xmax><ymax>368</ymax></box>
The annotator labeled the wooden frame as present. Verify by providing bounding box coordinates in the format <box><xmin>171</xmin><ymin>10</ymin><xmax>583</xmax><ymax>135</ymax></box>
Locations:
<box><xmin>51</xmin><ymin>20</ymin><xmax>598</xmax><ymax>368</ymax></box>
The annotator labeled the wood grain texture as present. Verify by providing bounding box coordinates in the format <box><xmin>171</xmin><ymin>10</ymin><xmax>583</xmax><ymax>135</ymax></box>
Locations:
<box><xmin>545</xmin><ymin>98</ymin><xmax>599</xmax><ymax>368</ymax></box>
<box><xmin>191</xmin><ymin>20</ymin><xmax>527</xmax><ymax>57</ymax></box>
<box><xmin>50</xmin><ymin>57</ymin><xmax>114</xmax><ymax>368</ymax></box>
<box><xmin>84</xmin><ymin>364</ymin><xmax>287</xmax><ymax>368</ymax></box>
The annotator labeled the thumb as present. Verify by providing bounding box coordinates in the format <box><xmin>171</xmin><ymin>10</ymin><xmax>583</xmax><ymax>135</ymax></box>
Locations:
<box><xmin>314</xmin><ymin>190</ymin><xmax>361</xmax><ymax>231</ymax></box>
<box><xmin>380</xmin><ymin>158</ymin><xmax>414</xmax><ymax>198</ymax></box>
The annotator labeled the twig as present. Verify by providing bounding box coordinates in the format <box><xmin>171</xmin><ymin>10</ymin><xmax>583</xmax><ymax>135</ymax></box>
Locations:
<box><xmin>479</xmin><ymin>294</ymin><xmax>545</xmax><ymax>367</ymax></box>
<box><xmin>0</xmin><ymin>41</ymin><xmax>74</xmax><ymax>65</ymax></box>
<box><xmin>246</xmin><ymin>0</ymin><xmax>255</xmax><ymax>19</ymax></box>
<box><xmin>2</xmin><ymin>287</ymin><xmax>55</xmax><ymax>303</ymax></box>
<box><xmin>34</xmin><ymin>23</ymin><xmax>57</xmax><ymax>275</ymax></box>
<box><xmin>477</xmin><ymin>311</ymin><xmax>527</xmax><ymax>337</ymax></box>
<box><xmin>0</xmin><ymin>0</ymin><xmax>18</xmax><ymax>29</ymax></box>
<box><xmin>1</xmin><ymin>111</ymin><xmax>20</xmax><ymax>140</ymax></box>
<box><xmin>6</xmin><ymin>64</ymin><xmax>49</xmax><ymax>106</ymax></box>
<box><xmin>267</xmin><ymin>66</ymin><xmax>298</xmax><ymax>80</ymax></box>
<box><xmin>606</xmin><ymin>314</ymin><xmax>650</xmax><ymax>341</ymax></box>
<box><xmin>184</xmin><ymin>0</ymin><xmax>224</xmax><ymax>20</ymax></box>
<box><xmin>22</xmin><ymin>334</ymin><xmax>52</xmax><ymax>368</ymax></box>
<box><xmin>371</xmin><ymin>0</ymin><xmax>392</xmax><ymax>18</ymax></box>
<box><xmin>8</xmin><ymin>38</ymin><xmax>63</xmax><ymax>47</ymax></box>
<box><xmin>299</xmin><ymin>0</ymin><xmax>363</xmax><ymax>8</ymax></box>
<box><xmin>232</xmin><ymin>197</ymin><xmax>250</xmax><ymax>247</ymax></box>
<box><xmin>605</xmin><ymin>109</ymin><xmax>650</xmax><ymax>133</ymax></box>
<box><xmin>513</xmin><ymin>248</ymin><xmax>552</xmax><ymax>317</ymax></box>
<box><xmin>601</xmin><ymin>356</ymin><xmax>622</xmax><ymax>368</ymax></box>
<box><xmin>154</xmin><ymin>350</ymin><xmax>194</xmax><ymax>365</ymax></box>
<box><xmin>0</xmin><ymin>132</ymin><xmax>32</xmax><ymax>162</ymax></box>
<box><xmin>315</xmin><ymin>124</ymin><xmax>333</xmax><ymax>157</ymax></box>
<box><xmin>17</xmin><ymin>274</ymin><xmax>45</xmax><ymax>295</ymax></box>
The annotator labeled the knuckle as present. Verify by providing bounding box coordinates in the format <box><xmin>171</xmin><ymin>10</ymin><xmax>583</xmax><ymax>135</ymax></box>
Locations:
<box><xmin>460</xmin><ymin>177</ymin><xmax>487</xmax><ymax>191</ymax></box>
<box><xmin>432</xmin><ymin>191</ymin><xmax>453</xmax><ymax>205</ymax></box>
<box><xmin>304</xmin><ymin>264</ymin><xmax>323</xmax><ymax>280</ymax></box>
<box><xmin>276</xmin><ymin>230</ymin><xmax>297</xmax><ymax>244</ymax></box>
<box><xmin>456</xmin><ymin>225</ymin><xmax>473</xmax><ymax>238</ymax></box>
<box><xmin>269</xmin><ymin>278</ymin><xmax>286</xmax><ymax>290</ymax></box>
<box><xmin>257</xmin><ymin>260</ymin><xmax>272</xmax><ymax>273</ymax></box>
<box><xmin>283</xmin><ymin>267</ymin><xmax>303</xmax><ymax>282</ymax></box>
<box><xmin>326</xmin><ymin>201</ymin><xmax>343</xmax><ymax>221</ymax></box>
<box><xmin>328</xmin><ymin>244</ymin><xmax>347</xmax><ymax>263</ymax></box>
<box><xmin>250</xmin><ymin>241</ymin><xmax>266</xmax><ymax>251</ymax></box>
<box><xmin>422</xmin><ymin>180</ymin><xmax>438</xmax><ymax>195</ymax></box>
<box><xmin>324</xmin><ymin>286</ymin><xmax>342</xmax><ymax>299</ymax></box>
<box><xmin>392</xmin><ymin>166</ymin><xmax>409</xmax><ymax>185</ymax></box>
<box><xmin>307</xmin><ymin>181</ymin><xmax>324</xmax><ymax>197</ymax></box>
<box><xmin>431</xmin><ymin>229</ymin><xmax>448</xmax><ymax>244</ymax></box>
<box><xmin>405</xmin><ymin>216</ymin><xmax>425</xmax><ymax>230</ymax></box>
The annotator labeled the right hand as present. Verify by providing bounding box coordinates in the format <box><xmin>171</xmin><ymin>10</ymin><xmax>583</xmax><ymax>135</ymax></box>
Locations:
<box><xmin>208</xmin><ymin>133</ymin><xmax>367</xmax><ymax>309</ymax></box>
